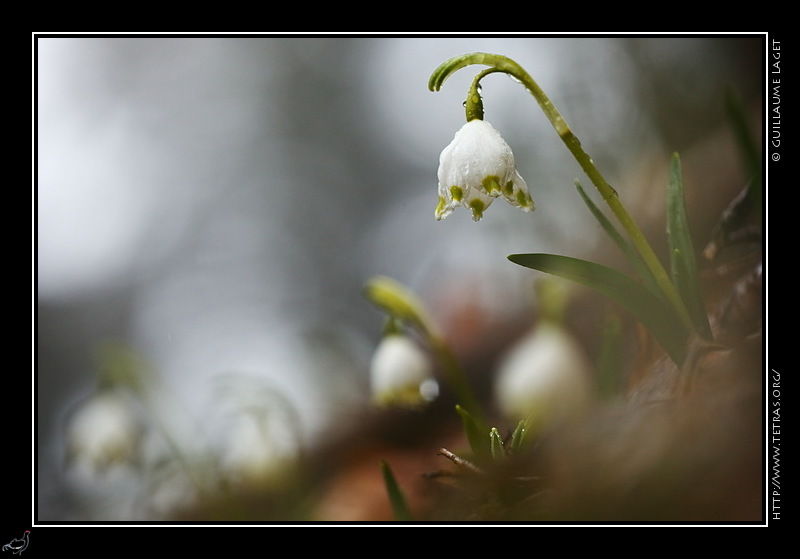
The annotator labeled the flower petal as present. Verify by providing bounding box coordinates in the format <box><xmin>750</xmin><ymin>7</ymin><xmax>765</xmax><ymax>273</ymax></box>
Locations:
<box><xmin>370</xmin><ymin>334</ymin><xmax>437</xmax><ymax>407</ymax></box>
<box><xmin>435</xmin><ymin>119</ymin><xmax>533</xmax><ymax>220</ymax></box>
<box><xmin>494</xmin><ymin>322</ymin><xmax>592</xmax><ymax>428</ymax></box>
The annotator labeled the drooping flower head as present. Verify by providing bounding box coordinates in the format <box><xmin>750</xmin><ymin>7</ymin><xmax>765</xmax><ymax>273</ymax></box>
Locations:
<box><xmin>370</xmin><ymin>333</ymin><xmax>438</xmax><ymax>408</ymax></box>
<box><xmin>436</xmin><ymin>119</ymin><xmax>534</xmax><ymax>221</ymax></box>
<box><xmin>494</xmin><ymin>321</ymin><xmax>593</xmax><ymax>430</ymax></box>
<box><xmin>65</xmin><ymin>390</ymin><xmax>142</xmax><ymax>476</ymax></box>
<box><xmin>494</xmin><ymin>279</ymin><xmax>593</xmax><ymax>430</ymax></box>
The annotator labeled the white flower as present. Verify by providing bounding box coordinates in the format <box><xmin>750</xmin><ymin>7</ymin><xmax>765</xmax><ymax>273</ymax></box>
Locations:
<box><xmin>494</xmin><ymin>322</ymin><xmax>593</xmax><ymax>429</ymax></box>
<box><xmin>436</xmin><ymin>119</ymin><xmax>534</xmax><ymax>221</ymax></box>
<box><xmin>66</xmin><ymin>391</ymin><xmax>142</xmax><ymax>475</ymax></box>
<box><xmin>221</xmin><ymin>411</ymin><xmax>283</xmax><ymax>484</ymax></box>
<box><xmin>370</xmin><ymin>334</ymin><xmax>438</xmax><ymax>407</ymax></box>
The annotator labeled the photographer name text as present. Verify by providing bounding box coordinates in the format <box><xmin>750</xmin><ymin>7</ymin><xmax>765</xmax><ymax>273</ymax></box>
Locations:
<box><xmin>772</xmin><ymin>39</ymin><xmax>781</xmax><ymax>161</ymax></box>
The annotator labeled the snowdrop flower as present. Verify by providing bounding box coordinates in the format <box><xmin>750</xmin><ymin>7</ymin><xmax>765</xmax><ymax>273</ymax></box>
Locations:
<box><xmin>494</xmin><ymin>322</ymin><xmax>593</xmax><ymax>430</ymax></box>
<box><xmin>370</xmin><ymin>334</ymin><xmax>438</xmax><ymax>408</ymax></box>
<box><xmin>221</xmin><ymin>410</ymin><xmax>284</xmax><ymax>484</ymax></box>
<box><xmin>66</xmin><ymin>390</ymin><xmax>142</xmax><ymax>475</ymax></box>
<box><xmin>436</xmin><ymin>119</ymin><xmax>534</xmax><ymax>222</ymax></box>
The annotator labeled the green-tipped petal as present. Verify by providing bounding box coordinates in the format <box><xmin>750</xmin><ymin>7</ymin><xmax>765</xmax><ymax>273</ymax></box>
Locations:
<box><xmin>435</xmin><ymin>120</ymin><xmax>532</xmax><ymax>221</ymax></box>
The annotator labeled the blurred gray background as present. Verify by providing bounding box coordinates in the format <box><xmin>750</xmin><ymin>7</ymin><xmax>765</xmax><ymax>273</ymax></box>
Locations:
<box><xmin>35</xmin><ymin>35</ymin><xmax>762</xmax><ymax>520</ymax></box>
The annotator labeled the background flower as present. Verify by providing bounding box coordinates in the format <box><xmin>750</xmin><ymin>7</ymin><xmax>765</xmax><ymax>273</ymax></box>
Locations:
<box><xmin>494</xmin><ymin>321</ymin><xmax>593</xmax><ymax>429</ymax></box>
<box><xmin>65</xmin><ymin>390</ymin><xmax>142</xmax><ymax>477</ymax></box>
<box><xmin>370</xmin><ymin>334</ymin><xmax>438</xmax><ymax>407</ymax></box>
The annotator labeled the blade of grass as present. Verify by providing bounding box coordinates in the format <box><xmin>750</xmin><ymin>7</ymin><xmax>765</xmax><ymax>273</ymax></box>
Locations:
<box><xmin>725</xmin><ymin>88</ymin><xmax>762</xmax><ymax>229</ymax></box>
<box><xmin>576</xmin><ymin>180</ymin><xmax>661</xmax><ymax>298</ymax></box>
<box><xmin>703</xmin><ymin>89</ymin><xmax>762</xmax><ymax>261</ymax></box>
<box><xmin>508</xmin><ymin>253</ymin><xmax>689</xmax><ymax>364</ymax></box>
<box><xmin>508</xmin><ymin>420</ymin><xmax>528</xmax><ymax>454</ymax></box>
<box><xmin>455</xmin><ymin>405</ymin><xmax>488</xmax><ymax>460</ymax></box>
<box><xmin>380</xmin><ymin>460</ymin><xmax>412</xmax><ymax>521</ymax></box>
<box><xmin>666</xmin><ymin>153</ymin><xmax>711</xmax><ymax>339</ymax></box>
<box><xmin>596</xmin><ymin>310</ymin><xmax>624</xmax><ymax>398</ymax></box>
<box><xmin>489</xmin><ymin>427</ymin><xmax>505</xmax><ymax>460</ymax></box>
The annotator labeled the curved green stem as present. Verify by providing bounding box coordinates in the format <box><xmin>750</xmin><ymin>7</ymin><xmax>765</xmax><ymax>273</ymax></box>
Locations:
<box><xmin>429</xmin><ymin>335</ymin><xmax>486</xmax><ymax>431</ymax></box>
<box><xmin>430</xmin><ymin>53</ymin><xmax>693</xmax><ymax>332</ymax></box>
<box><xmin>465</xmin><ymin>71</ymin><xmax>486</xmax><ymax>121</ymax></box>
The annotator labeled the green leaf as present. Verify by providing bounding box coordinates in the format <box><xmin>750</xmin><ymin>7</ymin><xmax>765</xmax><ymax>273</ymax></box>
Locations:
<box><xmin>596</xmin><ymin>310</ymin><xmax>624</xmax><ymax>398</ymax></box>
<box><xmin>508</xmin><ymin>420</ymin><xmax>528</xmax><ymax>454</ymax></box>
<box><xmin>703</xmin><ymin>90</ymin><xmax>762</xmax><ymax>259</ymax></box>
<box><xmin>576</xmin><ymin>181</ymin><xmax>661</xmax><ymax>298</ymax></box>
<box><xmin>725</xmin><ymin>88</ymin><xmax>762</xmax><ymax>228</ymax></box>
<box><xmin>507</xmin><ymin>253</ymin><xmax>689</xmax><ymax>364</ymax></box>
<box><xmin>666</xmin><ymin>153</ymin><xmax>711</xmax><ymax>339</ymax></box>
<box><xmin>455</xmin><ymin>405</ymin><xmax>489</xmax><ymax>460</ymax></box>
<box><xmin>490</xmin><ymin>427</ymin><xmax>505</xmax><ymax>460</ymax></box>
<box><xmin>380</xmin><ymin>460</ymin><xmax>412</xmax><ymax>521</ymax></box>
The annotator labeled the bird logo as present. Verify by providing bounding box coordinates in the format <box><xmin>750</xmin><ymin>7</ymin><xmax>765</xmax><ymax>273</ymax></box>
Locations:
<box><xmin>2</xmin><ymin>531</ymin><xmax>29</xmax><ymax>555</ymax></box>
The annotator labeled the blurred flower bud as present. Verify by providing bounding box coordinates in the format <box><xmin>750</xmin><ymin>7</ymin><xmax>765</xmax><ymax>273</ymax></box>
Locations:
<box><xmin>494</xmin><ymin>321</ymin><xmax>593</xmax><ymax>430</ymax></box>
<box><xmin>370</xmin><ymin>334</ymin><xmax>438</xmax><ymax>408</ymax></box>
<box><xmin>66</xmin><ymin>390</ymin><xmax>142</xmax><ymax>475</ymax></box>
<box><xmin>222</xmin><ymin>410</ymin><xmax>281</xmax><ymax>484</ymax></box>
